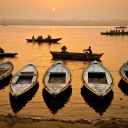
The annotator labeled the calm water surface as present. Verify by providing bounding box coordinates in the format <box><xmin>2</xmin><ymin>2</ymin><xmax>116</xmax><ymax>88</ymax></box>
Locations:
<box><xmin>0</xmin><ymin>25</ymin><xmax>128</xmax><ymax>120</ymax></box>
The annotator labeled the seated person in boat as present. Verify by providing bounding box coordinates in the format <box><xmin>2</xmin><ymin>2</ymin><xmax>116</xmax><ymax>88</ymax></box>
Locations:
<box><xmin>46</xmin><ymin>35</ymin><xmax>51</xmax><ymax>39</ymax></box>
<box><xmin>38</xmin><ymin>35</ymin><xmax>43</xmax><ymax>39</ymax></box>
<box><xmin>61</xmin><ymin>45</ymin><xmax>67</xmax><ymax>53</ymax></box>
<box><xmin>0</xmin><ymin>47</ymin><xmax>4</xmax><ymax>53</ymax></box>
<box><xmin>84</xmin><ymin>46</ymin><xmax>92</xmax><ymax>54</ymax></box>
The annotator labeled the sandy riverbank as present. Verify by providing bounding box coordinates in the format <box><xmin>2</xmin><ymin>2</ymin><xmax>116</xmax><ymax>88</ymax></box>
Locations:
<box><xmin>0</xmin><ymin>114</ymin><xmax>128</xmax><ymax>128</ymax></box>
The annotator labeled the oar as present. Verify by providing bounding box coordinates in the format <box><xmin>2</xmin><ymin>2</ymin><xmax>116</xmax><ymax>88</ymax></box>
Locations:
<box><xmin>85</xmin><ymin>53</ymin><xmax>91</xmax><ymax>61</ymax></box>
<box><xmin>83</xmin><ymin>49</ymin><xmax>91</xmax><ymax>61</ymax></box>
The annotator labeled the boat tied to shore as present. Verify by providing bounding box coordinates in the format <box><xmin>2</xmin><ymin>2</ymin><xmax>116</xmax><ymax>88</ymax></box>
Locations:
<box><xmin>119</xmin><ymin>60</ymin><xmax>128</xmax><ymax>84</ymax></box>
<box><xmin>82</xmin><ymin>60</ymin><xmax>113</xmax><ymax>97</ymax></box>
<box><xmin>10</xmin><ymin>62</ymin><xmax>38</xmax><ymax>97</ymax></box>
<box><xmin>43</xmin><ymin>61</ymin><xmax>71</xmax><ymax>96</ymax></box>
<box><xmin>0</xmin><ymin>61</ymin><xmax>14</xmax><ymax>82</ymax></box>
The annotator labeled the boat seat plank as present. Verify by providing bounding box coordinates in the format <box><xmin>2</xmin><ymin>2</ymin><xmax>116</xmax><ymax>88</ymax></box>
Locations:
<box><xmin>17</xmin><ymin>74</ymin><xmax>37</xmax><ymax>76</ymax></box>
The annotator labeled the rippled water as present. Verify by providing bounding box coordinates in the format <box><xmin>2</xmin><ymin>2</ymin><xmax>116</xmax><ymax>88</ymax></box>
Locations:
<box><xmin>0</xmin><ymin>25</ymin><xmax>128</xmax><ymax>120</ymax></box>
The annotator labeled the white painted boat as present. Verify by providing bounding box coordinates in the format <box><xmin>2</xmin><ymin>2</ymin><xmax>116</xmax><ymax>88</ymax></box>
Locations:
<box><xmin>10</xmin><ymin>63</ymin><xmax>38</xmax><ymax>97</ymax></box>
<box><xmin>0</xmin><ymin>61</ymin><xmax>13</xmax><ymax>81</ymax></box>
<box><xmin>119</xmin><ymin>60</ymin><xmax>128</xmax><ymax>84</ymax></box>
<box><xmin>82</xmin><ymin>60</ymin><xmax>113</xmax><ymax>97</ymax></box>
<box><xmin>43</xmin><ymin>61</ymin><xmax>71</xmax><ymax>96</ymax></box>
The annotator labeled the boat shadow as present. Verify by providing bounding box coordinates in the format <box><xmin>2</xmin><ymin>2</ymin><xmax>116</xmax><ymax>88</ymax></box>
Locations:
<box><xmin>42</xmin><ymin>86</ymin><xmax>72</xmax><ymax>115</ymax></box>
<box><xmin>9</xmin><ymin>82</ymin><xmax>39</xmax><ymax>114</ymax></box>
<box><xmin>0</xmin><ymin>74</ymin><xmax>13</xmax><ymax>90</ymax></box>
<box><xmin>118</xmin><ymin>79</ymin><xmax>128</xmax><ymax>96</ymax></box>
<box><xmin>81</xmin><ymin>85</ymin><xmax>114</xmax><ymax>116</ymax></box>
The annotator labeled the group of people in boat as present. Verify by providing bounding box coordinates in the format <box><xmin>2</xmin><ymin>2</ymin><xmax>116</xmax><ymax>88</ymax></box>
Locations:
<box><xmin>61</xmin><ymin>45</ymin><xmax>92</xmax><ymax>54</ymax></box>
<box><xmin>106</xmin><ymin>29</ymin><xmax>126</xmax><ymax>34</ymax></box>
<box><xmin>0</xmin><ymin>47</ymin><xmax>4</xmax><ymax>53</ymax></box>
<box><xmin>32</xmin><ymin>35</ymin><xmax>52</xmax><ymax>40</ymax></box>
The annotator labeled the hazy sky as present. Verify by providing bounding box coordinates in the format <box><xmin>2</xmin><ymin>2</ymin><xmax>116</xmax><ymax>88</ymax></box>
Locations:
<box><xmin>0</xmin><ymin>0</ymin><xmax>128</xmax><ymax>20</ymax></box>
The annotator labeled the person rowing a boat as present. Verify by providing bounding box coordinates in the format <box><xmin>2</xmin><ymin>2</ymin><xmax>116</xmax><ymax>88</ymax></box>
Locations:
<box><xmin>0</xmin><ymin>47</ymin><xmax>4</xmax><ymax>53</ymax></box>
<box><xmin>83</xmin><ymin>46</ymin><xmax>92</xmax><ymax>54</ymax></box>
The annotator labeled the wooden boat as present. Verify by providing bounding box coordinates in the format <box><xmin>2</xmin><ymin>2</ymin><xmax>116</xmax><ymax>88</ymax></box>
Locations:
<box><xmin>119</xmin><ymin>60</ymin><xmax>128</xmax><ymax>84</ymax></box>
<box><xmin>82</xmin><ymin>60</ymin><xmax>113</xmax><ymax>97</ymax></box>
<box><xmin>100</xmin><ymin>30</ymin><xmax>128</xmax><ymax>35</ymax></box>
<box><xmin>0</xmin><ymin>53</ymin><xmax>18</xmax><ymax>57</ymax></box>
<box><xmin>43</xmin><ymin>61</ymin><xmax>71</xmax><ymax>96</ymax></box>
<box><xmin>10</xmin><ymin>63</ymin><xmax>38</xmax><ymax>97</ymax></box>
<box><xmin>50</xmin><ymin>51</ymin><xmax>104</xmax><ymax>61</ymax></box>
<box><xmin>26</xmin><ymin>38</ymin><xmax>62</xmax><ymax>43</ymax></box>
<box><xmin>0</xmin><ymin>61</ymin><xmax>14</xmax><ymax>82</ymax></box>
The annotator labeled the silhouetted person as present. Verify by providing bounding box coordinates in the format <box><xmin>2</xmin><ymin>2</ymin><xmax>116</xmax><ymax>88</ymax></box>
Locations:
<box><xmin>0</xmin><ymin>47</ymin><xmax>4</xmax><ymax>53</ymax></box>
<box><xmin>61</xmin><ymin>45</ymin><xmax>67</xmax><ymax>53</ymax></box>
<box><xmin>86</xmin><ymin>46</ymin><xmax>92</xmax><ymax>54</ymax></box>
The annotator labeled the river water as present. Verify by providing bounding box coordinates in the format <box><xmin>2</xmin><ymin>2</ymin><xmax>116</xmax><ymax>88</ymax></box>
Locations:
<box><xmin>0</xmin><ymin>25</ymin><xmax>128</xmax><ymax>120</ymax></box>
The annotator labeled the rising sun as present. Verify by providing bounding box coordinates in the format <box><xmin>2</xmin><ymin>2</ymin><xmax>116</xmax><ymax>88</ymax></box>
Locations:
<box><xmin>52</xmin><ymin>8</ymin><xmax>55</xmax><ymax>11</ymax></box>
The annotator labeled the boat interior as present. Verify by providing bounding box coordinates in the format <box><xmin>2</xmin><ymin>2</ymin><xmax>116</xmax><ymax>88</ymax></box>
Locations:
<box><xmin>88</xmin><ymin>72</ymin><xmax>107</xmax><ymax>84</ymax></box>
<box><xmin>16</xmin><ymin>76</ymin><xmax>33</xmax><ymax>84</ymax></box>
<box><xmin>48</xmin><ymin>72</ymin><xmax>66</xmax><ymax>84</ymax></box>
<box><xmin>0</xmin><ymin>68</ymin><xmax>8</xmax><ymax>76</ymax></box>
<box><xmin>124</xmin><ymin>71</ymin><xmax>128</xmax><ymax>77</ymax></box>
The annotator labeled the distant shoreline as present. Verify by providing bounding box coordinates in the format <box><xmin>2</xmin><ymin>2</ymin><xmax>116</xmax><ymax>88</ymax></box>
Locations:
<box><xmin>0</xmin><ymin>19</ymin><xmax>128</xmax><ymax>26</ymax></box>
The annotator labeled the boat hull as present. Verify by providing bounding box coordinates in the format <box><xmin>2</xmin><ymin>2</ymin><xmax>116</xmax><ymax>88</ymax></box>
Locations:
<box><xmin>10</xmin><ymin>63</ymin><xmax>38</xmax><ymax>97</ymax></box>
<box><xmin>101</xmin><ymin>32</ymin><xmax>128</xmax><ymax>35</ymax></box>
<box><xmin>43</xmin><ymin>61</ymin><xmax>71</xmax><ymax>96</ymax></box>
<box><xmin>26</xmin><ymin>38</ymin><xmax>62</xmax><ymax>43</ymax></box>
<box><xmin>0</xmin><ymin>61</ymin><xmax>14</xmax><ymax>82</ymax></box>
<box><xmin>82</xmin><ymin>60</ymin><xmax>113</xmax><ymax>97</ymax></box>
<box><xmin>0</xmin><ymin>53</ymin><xmax>18</xmax><ymax>57</ymax></box>
<box><xmin>119</xmin><ymin>61</ymin><xmax>128</xmax><ymax>84</ymax></box>
<box><xmin>50</xmin><ymin>51</ymin><xmax>103</xmax><ymax>61</ymax></box>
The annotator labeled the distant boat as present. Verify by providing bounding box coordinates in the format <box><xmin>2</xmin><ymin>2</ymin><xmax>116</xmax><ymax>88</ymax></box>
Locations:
<box><xmin>50</xmin><ymin>51</ymin><xmax>103</xmax><ymax>61</ymax></box>
<box><xmin>26</xmin><ymin>38</ymin><xmax>62</xmax><ymax>43</ymax></box>
<box><xmin>43</xmin><ymin>61</ymin><xmax>71</xmax><ymax>96</ymax></box>
<box><xmin>115</xmin><ymin>26</ymin><xmax>127</xmax><ymax>29</ymax></box>
<box><xmin>10</xmin><ymin>63</ymin><xmax>38</xmax><ymax>97</ymax></box>
<box><xmin>0</xmin><ymin>61</ymin><xmax>13</xmax><ymax>82</ymax></box>
<box><xmin>119</xmin><ymin>60</ymin><xmax>128</xmax><ymax>84</ymax></box>
<box><xmin>0</xmin><ymin>53</ymin><xmax>18</xmax><ymax>57</ymax></box>
<box><xmin>100</xmin><ymin>30</ymin><xmax>128</xmax><ymax>35</ymax></box>
<box><xmin>82</xmin><ymin>60</ymin><xmax>113</xmax><ymax>97</ymax></box>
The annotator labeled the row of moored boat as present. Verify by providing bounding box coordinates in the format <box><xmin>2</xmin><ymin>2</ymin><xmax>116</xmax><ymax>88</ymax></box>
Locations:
<box><xmin>0</xmin><ymin>60</ymin><xmax>128</xmax><ymax>98</ymax></box>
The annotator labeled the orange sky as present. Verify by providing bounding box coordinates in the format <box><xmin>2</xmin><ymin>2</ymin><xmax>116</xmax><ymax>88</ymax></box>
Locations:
<box><xmin>0</xmin><ymin>0</ymin><xmax>128</xmax><ymax>20</ymax></box>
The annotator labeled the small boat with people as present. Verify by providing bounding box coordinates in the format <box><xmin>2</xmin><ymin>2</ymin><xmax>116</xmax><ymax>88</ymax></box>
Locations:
<box><xmin>50</xmin><ymin>46</ymin><xmax>103</xmax><ymax>61</ymax></box>
<box><xmin>26</xmin><ymin>35</ymin><xmax>62</xmax><ymax>43</ymax></box>
<box><xmin>0</xmin><ymin>61</ymin><xmax>14</xmax><ymax>82</ymax></box>
<box><xmin>43</xmin><ymin>61</ymin><xmax>71</xmax><ymax>96</ymax></box>
<box><xmin>119</xmin><ymin>60</ymin><xmax>128</xmax><ymax>84</ymax></box>
<box><xmin>10</xmin><ymin>62</ymin><xmax>38</xmax><ymax>97</ymax></box>
<box><xmin>82</xmin><ymin>60</ymin><xmax>113</xmax><ymax>97</ymax></box>
<box><xmin>100</xmin><ymin>29</ymin><xmax>128</xmax><ymax>35</ymax></box>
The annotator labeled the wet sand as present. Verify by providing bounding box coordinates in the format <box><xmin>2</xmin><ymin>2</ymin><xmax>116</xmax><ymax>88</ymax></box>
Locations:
<box><xmin>0</xmin><ymin>114</ymin><xmax>128</xmax><ymax>128</ymax></box>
